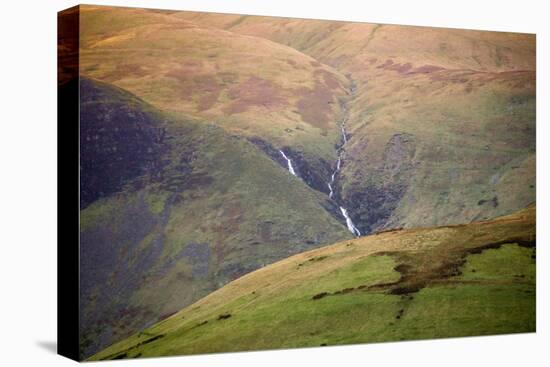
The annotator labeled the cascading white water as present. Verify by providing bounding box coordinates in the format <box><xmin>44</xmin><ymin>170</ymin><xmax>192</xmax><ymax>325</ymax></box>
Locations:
<box><xmin>275</xmin><ymin>87</ymin><xmax>361</xmax><ymax>237</ymax></box>
<box><xmin>340</xmin><ymin>206</ymin><xmax>361</xmax><ymax>236</ymax></box>
<box><xmin>327</xmin><ymin>157</ymin><xmax>341</xmax><ymax>199</ymax></box>
<box><xmin>341</xmin><ymin>125</ymin><xmax>348</xmax><ymax>144</ymax></box>
<box><xmin>279</xmin><ymin>150</ymin><xmax>297</xmax><ymax>176</ymax></box>
<box><xmin>327</xmin><ymin>110</ymin><xmax>361</xmax><ymax>237</ymax></box>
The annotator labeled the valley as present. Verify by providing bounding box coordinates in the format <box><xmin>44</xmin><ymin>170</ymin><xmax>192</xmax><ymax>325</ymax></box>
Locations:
<box><xmin>61</xmin><ymin>5</ymin><xmax>537</xmax><ymax>359</ymax></box>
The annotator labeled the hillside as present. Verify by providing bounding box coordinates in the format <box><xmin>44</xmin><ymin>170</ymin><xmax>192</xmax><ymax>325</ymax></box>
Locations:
<box><xmin>90</xmin><ymin>205</ymin><xmax>535</xmax><ymax>360</ymax></box>
<box><xmin>175</xmin><ymin>11</ymin><xmax>536</xmax><ymax>232</ymax></box>
<box><xmin>68</xmin><ymin>5</ymin><xmax>537</xmax><ymax>359</ymax></box>
<box><xmin>77</xmin><ymin>77</ymin><xmax>352</xmax><ymax>357</ymax></box>
<box><xmin>78</xmin><ymin>6</ymin><xmax>351</xmax><ymax>185</ymax></box>
<box><xmin>77</xmin><ymin>6</ymin><xmax>536</xmax><ymax>234</ymax></box>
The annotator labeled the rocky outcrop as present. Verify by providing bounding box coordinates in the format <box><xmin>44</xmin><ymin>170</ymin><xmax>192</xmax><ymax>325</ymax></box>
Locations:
<box><xmin>345</xmin><ymin>133</ymin><xmax>416</xmax><ymax>234</ymax></box>
<box><xmin>248</xmin><ymin>137</ymin><xmax>332</xmax><ymax>195</ymax></box>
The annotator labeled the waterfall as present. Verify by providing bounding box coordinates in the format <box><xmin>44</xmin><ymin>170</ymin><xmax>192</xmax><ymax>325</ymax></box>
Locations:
<box><xmin>341</xmin><ymin>125</ymin><xmax>348</xmax><ymax>144</ymax></box>
<box><xmin>279</xmin><ymin>150</ymin><xmax>297</xmax><ymax>176</ymax></box>
<box><xmin>326</xmin><ymin>107</ymin><xmax>361</xmax><ymax>237</ymax></box>
<box><xmin>275</xmin><ymin>87</ymin><xmax>361</xmax><ymax>237</ymax></box>
<box><xmin>327</xmin><ymin>157</ymin><xmax>341</xmax><ymax>199</ymax></box>
<box><xmin>340</xmin><ymin>207</ymin><xmax>361</xmax><ymax>236</ymax></box>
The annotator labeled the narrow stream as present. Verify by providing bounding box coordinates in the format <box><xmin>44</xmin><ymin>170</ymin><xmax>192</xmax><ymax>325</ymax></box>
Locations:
<box><xmin>279</xmin><ymin>150</ymin><xmax>297</xmax><ymax>176</ymax></box>
<box><xmin>327</xmin><ymin>82</ymin><xmax>362</xmax><ymax>237</ymax></box>
<box><xmin>340</xmin><ymin>206</ymin><xmax>361</xmax><ymax>236</ymax></box>
<box><xmin>327</xmin><ymin>157</ymin><xmax>340</xmax><ymax>199</ymax></box>
<box><xmin>277</xmin><ymin>83</ymin><xmax>361</xmax><ymax>237</ymax></box>
<box><xmin>341</xmin><ymin>124</ymin><xmax>348</xmax><ymax>144</ymax></box>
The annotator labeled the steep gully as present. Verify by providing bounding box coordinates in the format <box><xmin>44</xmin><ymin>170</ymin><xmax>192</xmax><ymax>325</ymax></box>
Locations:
<box><xmin>279</xmin><ymin>150</ymin><xmax>297</xmax><ymax>177</ymax></box>
<box><xmin>280</xmin><ymin>82</ymin><xmax>361</xmax><ymax>236</ymax></box>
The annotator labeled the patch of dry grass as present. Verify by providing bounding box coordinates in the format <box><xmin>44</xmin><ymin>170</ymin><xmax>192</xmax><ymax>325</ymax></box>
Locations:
<box><xmin>90</xmin><ymin>206</ymin><xmax>535</xmax><ymax>360</ymax></box>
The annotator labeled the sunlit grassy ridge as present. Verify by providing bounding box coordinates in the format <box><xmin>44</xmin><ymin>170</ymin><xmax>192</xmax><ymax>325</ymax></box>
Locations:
<box><xmin>72</xmin><ymin>5</ymin><xmax>536</xmax><ymax>359</ymax></box>
<box><xmin>90</xmin><ymin>206</ymin><xmax>535</xmax><ymax>360</ymax></box>
<box><xmin>78</xmin><ymin>77</ymin><xmax>351</xmax><ymax>357</ymax></box>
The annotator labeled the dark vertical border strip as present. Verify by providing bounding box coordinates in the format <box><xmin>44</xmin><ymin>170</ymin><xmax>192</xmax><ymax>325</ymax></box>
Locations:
<box><xmin>57</xmin><ymin>5</ymin><xmax>80</xmax><ymax>361</ymax></box>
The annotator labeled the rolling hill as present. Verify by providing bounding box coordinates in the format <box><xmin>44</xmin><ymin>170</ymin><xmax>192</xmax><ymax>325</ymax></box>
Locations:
<box><xmin>64</xmin><ymin>5</ymin><xmax>537</xmax><ymax>359</ymax></box>
<box><xmin>89</xmin><ymin>205</ymin><xmax>535</xmax><ymax>360</ymax></box>
<box><xmin>76</xmin><ymin>76</ymin><xmax>352</xmax><ymax>357</ymax></box>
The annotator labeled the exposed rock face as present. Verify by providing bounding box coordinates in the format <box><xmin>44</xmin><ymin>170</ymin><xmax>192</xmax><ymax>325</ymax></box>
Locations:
<box><xmin>248</xmin><ymin>137</ymin><xmax>332</xmax><ymax>195</ymax></box>
<box><xmin>343</xmin><ymin>133</ymin><xmax>416</xmax><ymax>234</ymax></box>
<box><xmin>347</xmin><ymin>185</ymin><xmax>406</xmax><ymax>234</ymax></box>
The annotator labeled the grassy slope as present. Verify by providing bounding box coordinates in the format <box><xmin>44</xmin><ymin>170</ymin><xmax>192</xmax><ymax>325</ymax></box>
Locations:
<box><xmin>78</xmin><ymin>78</ymin><xmax>352</xmax><ymax>357</ymax></box>
<box><xmin>333</xmin><ymin>25</ymin><xmax>536</xmax><ymax>230</ymax></box>
<box><xmin>78</xmin><ymin>5</ymin><xmax>350</xmax><ymax>165</ymax></box>
<box><xmin>90</xmin><ymin>206</ymin><xmax>535</xmax><ymax>360</ymax></box>
<box><xmin>175</xmin><ymin>12</ymin><xmax>536</xmax><ymax>232</ymax></box>
<box><xmin>75</xmin><ymin>6</ymin><xmax>537</xmax><ymax>358</ymax></box>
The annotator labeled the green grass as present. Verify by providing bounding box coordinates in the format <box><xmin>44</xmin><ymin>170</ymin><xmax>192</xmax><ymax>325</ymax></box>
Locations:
<box><xmin>90</xmin><ymin>207</ymin><xmax>535</xmax><ymax>360</ymax></box>
<box><xmin>76</xmin><ymin>8</ymin><xmax>535</xmax><ymax>358</ymax></box>
<box><xmin>78</xmin><ymin>78</ymin><xmax>352</xmax><ymax>358</ymax></box>
<box><xmin>400</xmin><ymin>282</ymin><xmax>534</xmax><ymax>340</ymax></box>
<box><xmin>460</xmin><ymin>243</ymin><xmax>536</xmax><ymax>282</ymax></box>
